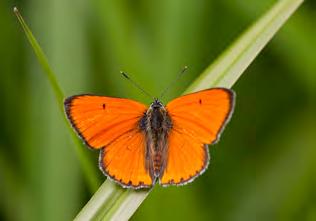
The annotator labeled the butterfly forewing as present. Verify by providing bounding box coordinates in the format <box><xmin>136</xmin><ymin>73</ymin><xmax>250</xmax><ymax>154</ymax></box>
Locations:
<box><xmin>64</xmin><ymin>95</ymin><xmax>147</xmax><ymax>149</ymax></box>
<box><xmin>166</xmin><ymin>88</ymin><xmax>235</xmax><ymax>144</ymax></box>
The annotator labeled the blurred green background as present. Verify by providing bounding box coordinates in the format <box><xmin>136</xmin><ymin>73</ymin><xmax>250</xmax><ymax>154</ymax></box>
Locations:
<box><xmin>1</xmin><ymin>0</ymin><xmax>315</xmax><ymax>220</ymax></box>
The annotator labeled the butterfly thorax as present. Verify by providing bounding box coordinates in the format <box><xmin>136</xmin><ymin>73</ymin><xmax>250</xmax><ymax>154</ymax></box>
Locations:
<box><xmin>141</xmin><ymin>99</ymin><xmax>172</xmax><ymax>180</ymax></box>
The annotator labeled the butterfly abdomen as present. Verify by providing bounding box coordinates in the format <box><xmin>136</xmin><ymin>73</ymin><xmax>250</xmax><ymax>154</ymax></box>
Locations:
<box><xmin>153</xmin><ymin>152</ymin><xmax>162</xmax><ymax>175</ymax></box>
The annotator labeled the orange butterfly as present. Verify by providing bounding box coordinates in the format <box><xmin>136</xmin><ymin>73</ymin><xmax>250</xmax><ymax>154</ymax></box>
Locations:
<box><xmin>64</xmin><ymin>88</ymin><xmax>235</xmax><ymax>188</ymax></box>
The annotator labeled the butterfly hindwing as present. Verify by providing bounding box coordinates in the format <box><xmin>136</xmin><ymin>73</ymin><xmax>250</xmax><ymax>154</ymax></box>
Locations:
<box><xmin>159</xmin><ymin>128</ymin><xmax>209</xmax><ymax>185</ymax></box>
<box><xmin>99</xmin><ymin>129</ymin><xmax>153</xmax><ymax>188</ymax></box>
<box><xmin>160</xmin><ymin>88</ymin><xmax>235</xmax><ymax>185</ymax></box>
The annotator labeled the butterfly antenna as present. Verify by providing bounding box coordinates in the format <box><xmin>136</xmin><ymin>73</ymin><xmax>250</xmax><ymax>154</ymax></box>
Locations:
<box><xmin>121</xmin><ymin>71</ymin><xmax>154</xmax><ymax>99</ymax></box>
<box><xmin>159</xmin><ymin>66</ymin><xmax>188</xmax><ymax>99</ymax></box>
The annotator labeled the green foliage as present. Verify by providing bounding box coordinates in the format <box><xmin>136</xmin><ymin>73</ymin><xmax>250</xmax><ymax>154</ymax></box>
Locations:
<box><xmin>13</xmin><ymin>7</ymin><xmax>99</xmax><ymax>192</ymax></box>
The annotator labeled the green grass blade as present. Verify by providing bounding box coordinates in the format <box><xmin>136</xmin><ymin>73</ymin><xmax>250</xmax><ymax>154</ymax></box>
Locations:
<box><xmin>74</xmin><ymin>181</ymin><xmax>150</xmax><ymax>221</ymax></box>
<box><xmin>185</xmin><ymin>0</ymin><xmax>303</xmax><ymax>92</ymax></box>
<box><xmin>13</xmin><ymin>7</ymin><xmax>64</xmax><ymax>111</ymax></box>
<box><xmin>75</xmin><ymin>0</ymin><xmax>304</xmax><ymax>220</ymax></box>
<box><xmin>13</xmin><ymin>7</ymin><xmax>99</xmax><ymax>192</ymax></box>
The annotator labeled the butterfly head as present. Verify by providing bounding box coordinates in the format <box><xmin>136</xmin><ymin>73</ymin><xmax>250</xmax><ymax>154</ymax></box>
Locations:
<box><xmin>146</xmin><ymin>98</ymin><xmax>171</xmax><ymax>135</ymax></box>
<box><xmin>146</xmin><ymin>98</ymin><xmax>168</xmax><ymax>130</ymax></box>
<box><xmin>151</xmin><ymin>98</ymin><xmax>164</xmax><ymax>109</ymax></box>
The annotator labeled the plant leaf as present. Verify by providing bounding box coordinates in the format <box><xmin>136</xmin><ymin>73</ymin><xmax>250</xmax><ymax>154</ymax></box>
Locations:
<box><xmin>186</xmin><ymin>0</ymin><xmax>304</xmax><ymax>93</ymax></box>
<box><xmin>14</xmin><ymin>7</ymin><xmax>100</xmax><ymax>192</ymax></box>
<box><xmin>74</xmin><ymin>0</ymin><xmax>304</xmax><ymax>220</ymax></box>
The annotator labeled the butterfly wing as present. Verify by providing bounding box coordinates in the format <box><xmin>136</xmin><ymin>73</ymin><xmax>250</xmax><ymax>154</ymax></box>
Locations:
<box><xmin>159</xmin><ymin>129</ymin><xmax>210</xmax><ymax>185</ymax></box>
<box><xmin>160</xmin><ymin>88</ymin><xmax>235</xmax><ymax>185</ymax></box>
<box><xmin>99</xmin><ymin>129</ymin><xmax>153</xmax><ymax>188</ymax></box>
<box><xmin>64</xmin><ymin>95</ymin><xmax>153</xmax><ymax>188</ymax></box>
<box><xmin>64</xmin><ymin>95</ymin><xmax>147</xmax><ymax>149</ymax></box>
